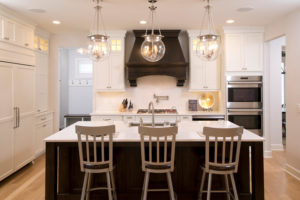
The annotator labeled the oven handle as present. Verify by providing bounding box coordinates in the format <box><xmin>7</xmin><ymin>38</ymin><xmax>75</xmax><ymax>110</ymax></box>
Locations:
<box><xmin>227</xmin><ymin>109</ymin><xmax>262</xmax><ymax>115</ymax></box>
<box><xmin>227</xmin><ymin>82</ymin><xmax>262</xmax><ymax>88</ymax></box>
<box><xmin>227</xmin><ymin>81</ymin><xmax>262</xmax><ymax>84</ymax></box>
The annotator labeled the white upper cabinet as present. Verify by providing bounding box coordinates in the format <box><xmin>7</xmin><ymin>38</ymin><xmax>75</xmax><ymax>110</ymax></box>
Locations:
<box><xmin>187</xmin><ymin>30</ymin><xmax>220</xmax><ymax>91</ymax></box>
<box><xmin>94</xmin><ymin>31</ymin><xmax>126</xmax><ymax>92</ymax></box>
<box><xmin>0</xmin><ymin>15</ymin><xmax>34</xmax><ymax>50</ymax></box>
<box><xmin>224</xmin><ymin>27</ymin><xmax>264</xmax><ymax>72</ymax></box>
<box><xmin>2</xmin><ymin>17</ymin><xmax>15</xmax><ymax>42</ymax></box>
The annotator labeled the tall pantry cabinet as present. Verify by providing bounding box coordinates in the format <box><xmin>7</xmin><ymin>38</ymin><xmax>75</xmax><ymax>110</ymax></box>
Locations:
<box><xmin>0</xmin><ymin>6</ymin><xmax>52</xmax><ymax>181</ymax></box>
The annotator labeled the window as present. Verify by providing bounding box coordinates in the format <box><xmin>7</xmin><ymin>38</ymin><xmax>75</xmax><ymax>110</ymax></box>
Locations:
<box><xmin>111</xmin><ymin>39</ymin><xmax>122</xmax><ymax>51</ymax></box>
<box><xmin>75</xmin><ymin>58</ymin><xmax>93</xmax><ymax>79</ymax></box>
<box><xmin>192</xmin><ymin>39</ymin><xmax>199</xmax><ymax>52</ymax></box>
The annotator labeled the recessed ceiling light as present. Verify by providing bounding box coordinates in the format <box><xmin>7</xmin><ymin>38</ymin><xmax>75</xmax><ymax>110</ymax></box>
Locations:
<box><xmin>237</xmin><ymin>6</ymin><xmax>254</xmax><ymax>12</ymax></box>
<box><xmin>28</xmin><ymin>8</ymin><xmax>46</xmax><ymax>13</ymax></box>
<box><xmin>139</xmin><ymin>20</ymin><xmax>147</xmax><ymax>25</ymax></box>
<box><xmin>226</xmin><ymin>19</ymin><xmax>235</xmax><ymax>24</ymax></box>
<box><xmin>52</xmin><ymin>20</ymin><xmax>61</xmax><ymax>25</ymax></box>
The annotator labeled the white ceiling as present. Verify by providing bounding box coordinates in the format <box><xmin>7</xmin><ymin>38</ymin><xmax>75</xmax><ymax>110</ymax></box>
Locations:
<box><xmin>0</xmin><ymin>0</ymin><xmax>300</xmax><ymax>34</ymax></box>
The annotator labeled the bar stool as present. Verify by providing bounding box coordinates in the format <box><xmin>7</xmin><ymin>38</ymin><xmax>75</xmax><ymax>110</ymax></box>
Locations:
<box><xmin>138</xmin><ymin>126</ymin><xmax>178</xmax><ymax>200</ymax></box>
<box><xmin>76</xmin><ymin>125</ymin><xmax>117</xmax><ymax>200</ymax></box>
<box><xmin>198</xmin><ymin>127</ymin><xmax>243</xmax><ymax>200</ymax></box>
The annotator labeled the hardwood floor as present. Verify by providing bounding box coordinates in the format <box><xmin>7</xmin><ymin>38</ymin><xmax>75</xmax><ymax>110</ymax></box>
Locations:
<box><xmin>0</xmin><ymin>151</ymin><xmax>299</xmax><ymax>200</ymax></box>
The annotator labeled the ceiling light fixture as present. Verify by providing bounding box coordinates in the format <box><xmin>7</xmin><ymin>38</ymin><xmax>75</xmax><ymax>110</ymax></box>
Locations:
<box><xmin>196</xmin><ymin>0</ymin><xmax>221</xmax><ymax>62</ymax></box>
<box><xmin>226</xmin><ymin>19</ymin><xmax>235</xmax><ymax>24</ymax></box>
<box><xmin>52</xmin><ymin>20</ymin><xmax>61</xmax><ymax>25</ymax></box>
<box><xmin>237</xmin><ymin>6</ymin><xmax>254</xmax><ymax>12</ymax></box>
<box><xmin>140</xmin><ymin>20</ymin><xmax>147</xmax><ymax>25</ymax></box>
<box><xmin>140</xmin><ymin>0</ymin><xmax>165</xmax><ymax>63</ymax></box>
<box><xmin>28</xmin><ymin>8</ymin><xmax>46</xmax><ymax>13</ymax></box>
<box><xmin>87</xmin><ymin>0</ymin><xmax>110</xmax><ymax>62</ymax></box>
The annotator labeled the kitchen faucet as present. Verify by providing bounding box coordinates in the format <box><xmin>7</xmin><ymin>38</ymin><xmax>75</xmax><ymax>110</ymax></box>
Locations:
<box><xmin>148</xmin><ymin>101</ymin><xmax>155</xmax><ymax>127</ymax></box>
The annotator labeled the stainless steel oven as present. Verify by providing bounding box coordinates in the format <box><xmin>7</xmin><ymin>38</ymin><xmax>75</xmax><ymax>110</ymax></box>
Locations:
<box><xmin>227</xmin><ymin>109</ymin><xmax>263</xmax><ymax>136</ymax></box>
<box><xmin>227</xmin><ymin>76</ymin><xmax>263</xmax><ymax>109</ymax></box>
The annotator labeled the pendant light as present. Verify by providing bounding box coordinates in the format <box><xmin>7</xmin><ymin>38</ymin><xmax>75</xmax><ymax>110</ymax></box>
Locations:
<box><xmin>141</xmin><ymin>0</ymin><xmax>165</xmax><ymax>62</ymax></box>
<box><xmin>88</xmin><ymin>0</ymin><xmax>110</xmax><ymax>62</ymax></box>
<box><xmin>196</xmin><ymin>0</ymin><xmax>221</xmax><ymax>62</ymax></box>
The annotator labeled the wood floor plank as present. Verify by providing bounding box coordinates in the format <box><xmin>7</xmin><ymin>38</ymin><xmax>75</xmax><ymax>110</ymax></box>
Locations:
<box><xmin>0</xmin><ymin>152</ymin><xmax>299</xmax><ymax>200</ymax></box>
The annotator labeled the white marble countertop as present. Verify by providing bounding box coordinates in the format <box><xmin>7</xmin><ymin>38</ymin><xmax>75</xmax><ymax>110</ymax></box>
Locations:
<box><xmin>90</xmin><ymin>111</ymin><xmax>226</xmax><ymax>116</ymax></box>
<box><xmin>45</xmin><ymin>121</ymin><xmax>264</xmax><ymax>143</ymax></box>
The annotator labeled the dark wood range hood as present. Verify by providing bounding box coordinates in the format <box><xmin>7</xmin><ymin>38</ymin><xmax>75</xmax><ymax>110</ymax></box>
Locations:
<box><xmin>126</xmin><ymin>30</ymin><xmax>189</xmax><ymax>87</ymax></box>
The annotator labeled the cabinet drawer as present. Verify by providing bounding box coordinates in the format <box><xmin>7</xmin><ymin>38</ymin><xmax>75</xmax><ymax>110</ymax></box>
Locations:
<box><xmin>36</xmin><ymin>113</ymin><xmax>52</xmax><ymax>124</ymax></box>
<box><xmin>123</xmin><ymin>115</ymin><xmax>136</xmax><ymax>122</ymax></box>
<box><xmin>180</xmin><ymin>116</ymin><xmax>192</xmax><ymax>121</ymax></box>
<box><xmin>92</xmin><ymin>115</ymin><xmax>123</xmax><ymax>121</ymax></box>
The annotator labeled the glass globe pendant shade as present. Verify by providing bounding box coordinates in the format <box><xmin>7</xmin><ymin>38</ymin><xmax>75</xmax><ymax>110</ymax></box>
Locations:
<box><xmin>196</xmin><ymin>34</ymin><xmax>220</xmax><ymax>61</ymax></box>
<box><xmin>141</xmin><ymin>34</ymin><xmax>165</xmax><ymax>62</ymax></box>
<box><xmin>88</xmin><ymin>34</ymin><xmax>110</xmax><ymax>61</ymax></box>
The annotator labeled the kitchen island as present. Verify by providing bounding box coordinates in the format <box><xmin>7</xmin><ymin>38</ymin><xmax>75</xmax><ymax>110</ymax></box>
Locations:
<box><xmin>45</xmin><ymin>121</ymin><xmax>264</xmax><ymax>200</ymax></box>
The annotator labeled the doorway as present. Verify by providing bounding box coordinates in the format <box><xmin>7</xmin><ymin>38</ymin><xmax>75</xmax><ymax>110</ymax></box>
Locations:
<box><xmin>59</xmin><ymin>48</ymin><xmax>93</xmax><ymax>130</ymax></box>
<box><xmin>268</xmin><ymin>36</ymin><xmax>286</xmax><ymax>151</ymax></box>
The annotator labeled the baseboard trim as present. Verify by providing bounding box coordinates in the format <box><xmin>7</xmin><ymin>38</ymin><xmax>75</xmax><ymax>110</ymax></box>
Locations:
<box><xmin>285</xmin><ymin>164</ymin><xmax>300</xmax><ymax>181</ymax></box>
<box><xmin>271</xmin><ymin>144</ymin><xmax>284</xmax><ymax>151</ymax></box>
<box><xmin>264</xmin><ymin>150</ymin><xmax>272</xmax><ymax>158</ymax></box>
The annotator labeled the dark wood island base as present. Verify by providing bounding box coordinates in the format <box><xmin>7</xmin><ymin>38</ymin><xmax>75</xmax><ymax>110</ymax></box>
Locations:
<box><xmin>46</xmin><ymin>141</ymin><xmax>264</xmax><ymax>200</ymax></box>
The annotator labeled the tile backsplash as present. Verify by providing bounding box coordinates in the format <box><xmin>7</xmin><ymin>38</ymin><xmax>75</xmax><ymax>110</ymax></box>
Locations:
<box><xmin>95</xmin><ymin>75</ymin><xmax>221</xmax><ymax>112</ymax></box>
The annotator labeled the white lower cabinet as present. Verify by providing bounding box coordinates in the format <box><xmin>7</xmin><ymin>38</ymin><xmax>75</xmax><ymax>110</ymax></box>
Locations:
<box><xmin>0</xmin><ymin>120</ymin><xmax>14</xmax><ymax>181</ymax></box>
<box><xmin>35</xmin><ymin>116</ymin><xmax>53</xmax><ymax>156</ymax></box>
<box><xmin>14</xmin><ymin>114</ymin><xmax>35</xmax><ymax>170</ymax></box>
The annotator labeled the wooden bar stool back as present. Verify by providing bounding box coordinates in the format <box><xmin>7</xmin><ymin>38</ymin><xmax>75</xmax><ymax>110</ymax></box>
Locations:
<box><xmin>138</xmin><ymin>126</ymin><xmax>178</xmax><ymax>200</ymax></box>
<box><xmin>76</xmin><ymin>125</ymin><xmax>117</xmax><ymax>200</ymax></box>
<box><xmin>198</xmin><ymin>127</ymin><xmax>243</xmax><ymax>200</ymax></box>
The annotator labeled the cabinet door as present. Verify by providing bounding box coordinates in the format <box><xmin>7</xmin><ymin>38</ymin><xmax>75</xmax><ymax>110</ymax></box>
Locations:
<box><xmin>0</xmin><ymin>63</ymin><xmax>14</xmax><ymax>181</ymax></box>
<box><xmin>244</xmin><ymin>33</ymin><xmax>263</xmax><ymax>71</ymax></box>
<box><xmin>14</xmin><ymin>65</ymin><xmax>35</xmax><ymax>114</ymax></box>
<box><xmin>0</xmin><ymin>63</ymin><xmax>13</xmax><ymax>120</ymax></box>
<box><xmin>93</xmin><ymin>59</ymin><xmax>110</xmax><ymax>90</ymax></box>
<box><xmin>0</xmin><ymin>120</ymin><xmax>14</xmax><ymax>181</ymax></box>
<box><xmin>189</xmin><ymin>58</ymin><xmax>205</xmax><ymax>90</ymax></box>
<box><xmin>14</xmin><ymin>114</ymin><xmax>35</xmax><ymax>170</ymax></box>
<box><xmin>204</xmin><ymin>60</ymin><xmax>219</xmax><ymax>90</ymax></box>
<box><xmin>110</xmin><ymin>54</ymin><xmax>125</xmax><ymax>90</ymax></box>
<box><xmin>2</xmin><ymin>18</ymin><xmax>15</xmax><ymax>42</ymax></box>
<box><xmin>225</xmin><ymin>34</ymin><xmax>243</xmax><ymax>71</ymax></box>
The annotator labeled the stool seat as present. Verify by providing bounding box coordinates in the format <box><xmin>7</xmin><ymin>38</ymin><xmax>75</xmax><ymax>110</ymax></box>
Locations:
<box><xmin>145</xmin><ymin>163</ymin><xmax>171</xmax><ymax>170</ymax></box>
<box><xmin>201</xmin><ymin>164</ymin><xmax>235</xmax><ymax>172</ymax></box>
<box><xmin>84</xmin><ymin>163</ymin><xmax>110</xmax><ymax>170</ymax></box>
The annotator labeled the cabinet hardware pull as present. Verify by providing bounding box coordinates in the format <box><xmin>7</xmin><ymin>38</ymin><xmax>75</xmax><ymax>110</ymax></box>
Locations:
<box><xmin>41</xmin><ymin>117</ymin><xmax>47</xmax><ymax>121</ymax></box>
<box><xmin>103</xmin><ymin>119</ymin><xmax>111</xmax><ymax>121</ymax></box>
<box><xmin>13</xmin><ymin>107</ymin><xmax>17</xmax><ymax>129</ymax></box>
<box><xmin>4</xmin><ymin>37</ymin><xmax>9</xmax><ymax>40</ymax></box>
<box><xmin>17</xmin><ymin>107</ymin><xmax>20</xmax><ymax>128</ymax></box>
<box><xmin>43</xmin><ymin>124</ymin><xmax>47</xmax><ymax>127</ymax></box>
<box><xmin>24</xmin><ymin>43</ymin><xmax>29</xmax><ymax>47</ymax></box>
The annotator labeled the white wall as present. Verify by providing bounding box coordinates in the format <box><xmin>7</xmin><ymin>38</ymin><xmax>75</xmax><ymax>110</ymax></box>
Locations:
<box><xmin>49</xmin><ymin>32</ymin><xmax>90</xmax><ymax>131</ymax></box>
<box><xmin>265</xmin><ymin>8</ymin><xmax>300</xmax><ymax>179</ymax></box>
<box><xmin>94</xmin><ymin>75</ymin><xmax>221</xmax><ymax>113</ymax></box>
<box><xmin>268</xmin><ymin>36</ymin><xmax>285</xmax><ymax>151</ymax></box>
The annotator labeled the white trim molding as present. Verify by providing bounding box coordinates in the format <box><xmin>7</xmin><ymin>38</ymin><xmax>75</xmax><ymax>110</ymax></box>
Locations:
<box><xmin>271</xmin><ymin>144</ymin><xmax>284</xmax><ymax>151</ymax></box>
<box><xmin>285</xmin><ymin>164</ymin><xmax>300</xmax><ymax>181</ymax></box>
<box><xmin>264</xmin><ymin>150</ymin><xmax>272</xmax><ymax>158</ymax></box>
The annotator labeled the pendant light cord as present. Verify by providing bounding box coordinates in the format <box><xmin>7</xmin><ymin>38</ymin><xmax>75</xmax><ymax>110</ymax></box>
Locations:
<box><xmin>144</xmin><ymin>1</ymin><xmax>162</xmax><ymax>36</ymax></box>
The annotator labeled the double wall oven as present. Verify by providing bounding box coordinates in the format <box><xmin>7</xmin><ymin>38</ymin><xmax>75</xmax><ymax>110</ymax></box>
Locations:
<box><xmin>226</xmin><ymin>76</ymin><xmax>263</xmax><ymax>136</ymax></box>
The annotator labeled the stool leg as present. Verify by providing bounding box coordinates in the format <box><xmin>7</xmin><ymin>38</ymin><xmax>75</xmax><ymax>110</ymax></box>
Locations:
<box><xmin>110</xmin><ymin>171</ymin><xmax>117</xmax><ymax>200</ymax></box>
<box><xmin>81</xmin><ymin>172</ymin><xmax>88</xmax><ymax>200</ymax></box>
<box><xmin>86</xmin><ymin>173</ymin><xmax>92</xmax><ymax>200</ymax></box>
<box><xmin>207</xmin><ymin>173</ymin><xmax>212</xmax><ymax>200</ymax></box>
<box><xmin>106</xmin><ymin>172</ymin><xmax>113</xmax><ymax>200</ymax></box>
<box><xmin>230</xmin><ymin>174</ymin><xmax>239</xmax><ymax>200</ymax></box>
<box><xmin>198</xmin><ymin>170</ymin><xmax>206</xmax><ymax>200</ymax></box>
<box><xmin>142</xmin><ymin>172</ymin><xmax>150</xmax><ymax>200</ymax></box>
<box><xmin>166</xmin><ymin>172</ymin><xmax>175</xmax><ymax>200</ymax></box>
<box><xmin>224</xmin><ymin>174</ymin><xmax>230</xmax><ymax>200</ymax></box>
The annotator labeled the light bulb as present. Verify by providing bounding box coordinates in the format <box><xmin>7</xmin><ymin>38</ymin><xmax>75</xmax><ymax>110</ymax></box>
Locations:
<box><xmin>88</xmin><ymin>35</ymin><xmax>110</xmax><ymax>61</ymax></box>
<box><xmin>196</xmin><ymin>34</ymin><xmax>220</xmax><ymax>61</ymax></box>
<box><xmin>141</xmin><ymin>34</ymin><xmax>165</xmax><ymax>62</ymax></box>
